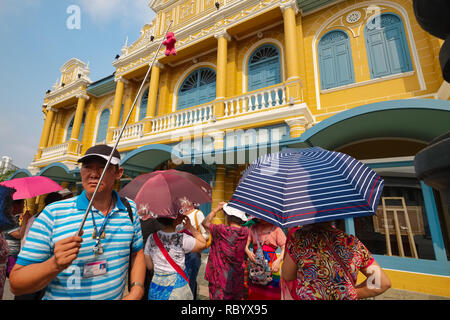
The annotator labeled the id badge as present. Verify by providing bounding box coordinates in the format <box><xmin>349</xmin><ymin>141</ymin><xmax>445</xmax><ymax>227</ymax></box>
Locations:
<box><xmin>83</xmin><ymin>260</ymin><xmax>108</xmax><ymax>278</ymax></box>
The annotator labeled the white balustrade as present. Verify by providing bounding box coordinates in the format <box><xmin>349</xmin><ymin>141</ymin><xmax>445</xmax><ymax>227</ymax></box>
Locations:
<box><xmin>41</xmin><ymin>143</ymin><xmax>70</xmax><ymax>159</ymax></box>
<box><xmin>111</xmin><ymin>85</ymin><xmax>291</xmax><ymax>144</ymax></box>
<box><xmin>224</xmin><ymin>85</ymin><xmax>286</xmax><ymax>117</ymax></box>
<box><xmin>113</xmin><ymin>122</ymin><xmax>144</xmax><ymax>142</ymax></box>
<box><xmin>149</xmin><ymin>104</ymin><xmax>213</xmax><ymax>134</ymax></box>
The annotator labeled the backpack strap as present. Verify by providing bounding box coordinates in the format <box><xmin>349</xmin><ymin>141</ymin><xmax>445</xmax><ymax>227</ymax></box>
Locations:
<box><xmin>120</xmin><ymin>197</ymin><xmax>133</xmax><ymax>223</ymax></box>
<box><xmin>153</xmin><ymin>232</ymin><xmax>190</xmax><ymax>284</ymax></box>
<box><xmin>193</xmin><ymin>209</ymin><xmax>212</xmax><ymax>248</ymax></box>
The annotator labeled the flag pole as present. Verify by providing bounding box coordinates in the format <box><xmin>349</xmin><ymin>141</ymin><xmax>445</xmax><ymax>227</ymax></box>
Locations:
<box><xmin>76</xmin><ymin>20</ymin><xmax>174</xmax><ymax>236</ymax></box>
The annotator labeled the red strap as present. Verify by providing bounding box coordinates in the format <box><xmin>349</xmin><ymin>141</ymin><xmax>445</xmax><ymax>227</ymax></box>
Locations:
<box><xmin>152</xmin><ymin>233</ymin><xmax>190</xmax><ymax>284</ymax></box>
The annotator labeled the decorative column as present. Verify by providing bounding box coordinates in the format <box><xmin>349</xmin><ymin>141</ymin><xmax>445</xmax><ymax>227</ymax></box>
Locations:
<box><xmin>121</xmin><ymin>88</ymin><xmax>133</xmax><ymax>127</ymax></box>
<box><xmin>147</xmin><ymin>61</ymin><xmax>163</xmax><ymax>118</ymax></box>
<box><xmin>50</xmin><ymin>112</ymin><xmax>63</xmax><ymax>146</ymax></box>
<box><xmin>281</xmin><ymin>1</ymin><xmax>300</xmax><ymax>80</ymax></box>
<box><xmin>214</xmin><ymin>30</ymin><xmax>231</xmax><ymax>118</ymax></box>
<box><xmin>211</xmin><ymin>165</ymin><xmax>226</xmax><ymax>224</ymax></box>
<box><xmin>48</xmin><ymin>113</ymin><xmax>57</xmax><ymax>147</ymax></box>
<box><xmin>81</xmin><ymin>100</ymin><xmax>96</xmax><ymax>154</ymax></box>
<box><xmin>281</xmin><ymin>1</ymin><xmax>303</xmax><ymax>104</ymax></box>
<box><xmin>25</xmin><ymin>197</ymin><xmax>37</xmax><ymax>216</ymax></box>
<box><xmin>68</xmin><ymin>93</ymin><xmax>89</xmax><ymax>154</ymax></box>
<box><xmin>159</xmin><ymin>70</ymin><xmax>170</xmax><ymax>116</ymax></box>
<box><xmin>224</xmin><ymin>167</ymin><xmax>237</xmax><ymax>201</ymax></box>
<box><xmin>209</xmin><ymin>131</ymin><xmax>225</xmax><ymax>150</ymax></box>
<box><xmin>36</xmin><ymin>195</ymin><xmax>46</xmax><ymax>214</ymax></box>
<box><xmin>204</xmin><ymin>131</ymin><xmax>225</xmax><ymax>166</ymax></box>
<box><xmin>285</xmin><ymin>117</ymin><xmax>308</xmax><ymax>138</ymax></box>
<box><xmin>36</xmin><ymin>106</ymin><xmax>56</xmax><ymax>158</ymax></box>
<box><xmin>144</xmin><ymin>61</ymin><xmax>163</xmax><ymax>133</ymax></box>
<box><xmin>107</xmin><ymin>77</ymin><xmax>127</xmax><ymax>142</ymax></box>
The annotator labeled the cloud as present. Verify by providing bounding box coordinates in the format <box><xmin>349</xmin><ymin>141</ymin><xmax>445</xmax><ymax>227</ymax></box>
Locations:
<box><xmin>78</xmin><ymin>0</ymin><xmax>154</xmax><ymax>27</ymax></box>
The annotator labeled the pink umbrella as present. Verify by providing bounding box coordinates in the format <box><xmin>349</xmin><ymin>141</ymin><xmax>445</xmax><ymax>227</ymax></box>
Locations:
<box><xmin>119</xmin><ymin>170</ymin><xmax>211</xmax><ymax>218</ymax></box>
<box><xmin>0</xmin><ymin>176</ymin><xmax>63</xmax><ymax>200</ymax></box>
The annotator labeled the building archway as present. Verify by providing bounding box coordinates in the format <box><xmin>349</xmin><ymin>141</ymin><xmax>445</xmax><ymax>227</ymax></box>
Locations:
<box><xmin>38</xmin><ymin>162</ymin><xmax>78</xmax><ymax>183</ymax></box>
<box><xmin>295</xmin><ymin>99</ymin><xmax>450</xmax><ymax>157</ymax></box>
<box><xmin>120</xmin><ymin>144</ymin><xmax>183</xmax><ymax>177</ymax></box>
<box><xmin>8</xmin><ymin>169</ymin><xmax>32</xmax><ymax>179</ymax></box>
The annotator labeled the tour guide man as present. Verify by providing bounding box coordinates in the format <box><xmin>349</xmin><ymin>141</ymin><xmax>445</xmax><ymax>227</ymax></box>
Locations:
<box><xmin>9</xmin><ymin>145</ymin><xmax>146</xmax><ymax>300</ymax></box>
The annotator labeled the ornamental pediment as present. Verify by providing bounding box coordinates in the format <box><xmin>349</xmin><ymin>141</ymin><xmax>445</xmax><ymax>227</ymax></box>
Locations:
<box><xmin>149</xmin><ymin>0</ymin><xmax>178</xmax><ymax>12</ymax></box>
<box><xmin>46</xmin><ymin>58</ymin><xmax>91</xmax><ymax>107</ymax></box>
<box><xmin>57</xmin><ymin>58</ymin><xmax>91</xmax><ymax>88</ymax></box>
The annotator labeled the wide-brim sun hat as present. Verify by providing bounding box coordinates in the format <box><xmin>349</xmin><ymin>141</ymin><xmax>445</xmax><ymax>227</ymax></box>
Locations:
<box><xmin>223</xmin><ymin>203</ymin><xmax>248</xmax><ymax>222</ymax></box>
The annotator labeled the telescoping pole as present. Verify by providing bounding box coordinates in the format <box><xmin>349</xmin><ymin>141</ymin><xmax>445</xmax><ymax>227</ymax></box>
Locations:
<box><xmin>76</xmin><ymin>21</ymin><xmax>174</xmax><ymax>236</ymax></box>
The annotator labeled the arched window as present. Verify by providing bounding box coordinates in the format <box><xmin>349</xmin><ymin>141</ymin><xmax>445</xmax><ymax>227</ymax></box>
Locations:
<box><xmin>247</xmin><ymin>44</ymin><xmax>281</xmax><ymax>91</ymax></box>
<box><xmin>365</xmin><ymin>13</ymin><xmax>413</xmax><ymax>79</ymax></box>
<box><xmin>96</xmin><ymin>109</ymin><xmax>110</xmax><ymax>143</ymax></box>
<box><xmin>318</xmin><ymin>30</ymin><xmax>355</xmax><ymax>90</ymax></box>
<box><xmin>139</xmin><ymin>88</ymin><xmax>148</xmax><ymax>121</ymax></box>
<box><xmin>66</xmin><ymin>112</ymin><xmax>86</xmax><ymax>141</ymax></box>
<box><xmin>177</xmin><ymin>68</ymin><xmax>216</xmax><ymax>110</ymax></box>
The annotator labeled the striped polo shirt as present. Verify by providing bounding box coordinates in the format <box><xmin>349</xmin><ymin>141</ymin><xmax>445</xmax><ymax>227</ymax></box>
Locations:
<box><xmin>17</xmin><ymin>190</ymin><xmax>143</xmax><ymax>300</ymax></box>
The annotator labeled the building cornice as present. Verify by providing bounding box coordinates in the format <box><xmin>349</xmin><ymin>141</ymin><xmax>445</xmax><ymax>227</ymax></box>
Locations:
<box><xmin>280</xmin><ymin>0</ymin><xmax>300</xmax><ymax>14</ymax></box>
<box><xmin>46</xmin><ymin>79</ymin><xmax>90</xmax><ymax>107</ymax></box>
<box><xmin>115</xmin><ymin>0</ymin><xmax>292</xmax><ymax>78</ymax></box>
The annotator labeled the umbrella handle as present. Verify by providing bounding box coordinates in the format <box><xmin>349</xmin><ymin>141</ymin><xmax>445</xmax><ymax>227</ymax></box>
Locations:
<box><xmin>75</xmin><ymin>21</ymin><xmax>174</xmax><ymax>237</ymax></box>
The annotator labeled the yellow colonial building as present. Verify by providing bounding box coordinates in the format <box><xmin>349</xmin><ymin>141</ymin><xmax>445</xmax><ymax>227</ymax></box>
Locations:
<box><xmin>13</xmin><ymin>0</ymin><xmax>450</xmax><ymax>297</ymax></box>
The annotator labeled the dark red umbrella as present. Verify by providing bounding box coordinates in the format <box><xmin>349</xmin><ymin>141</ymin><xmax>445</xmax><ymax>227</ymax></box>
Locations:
<box><xmin>119</xmin><ymin>170</ymin><xmax>211</xmax><ymax>218</ymax></box>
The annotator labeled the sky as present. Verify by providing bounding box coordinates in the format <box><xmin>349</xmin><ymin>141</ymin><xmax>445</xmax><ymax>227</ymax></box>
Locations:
<box><xmin>0</xmin><ymin>0</ymin><xmax>156</xmax><ymax>168</ymax></box>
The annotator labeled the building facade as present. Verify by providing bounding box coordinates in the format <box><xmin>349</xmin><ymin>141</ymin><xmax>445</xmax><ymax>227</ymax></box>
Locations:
<box><xmin>13</xmin><ymin>0</ymin><xmax>450</xmax><ymax>297</ymax></box>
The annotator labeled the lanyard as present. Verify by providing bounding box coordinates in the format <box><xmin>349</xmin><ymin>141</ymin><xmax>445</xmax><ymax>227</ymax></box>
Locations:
<box><xmin>91</xmin><ymin>209</ymin><xmax>113</xmax><ymax>240</ymax></box>
<box><xmin>90</xmin><ymin>198</ymin><xmax>115</xmax><ymax>254</ymax></box>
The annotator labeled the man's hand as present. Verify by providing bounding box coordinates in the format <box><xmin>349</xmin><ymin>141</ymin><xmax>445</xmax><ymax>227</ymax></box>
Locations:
<box><xmin>52</xmin><ymin>236</ymin><xmax>83</xmax><ymax>272</ymax></box>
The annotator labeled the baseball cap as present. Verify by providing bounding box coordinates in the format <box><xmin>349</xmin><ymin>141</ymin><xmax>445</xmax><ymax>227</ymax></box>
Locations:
<box><xmin>77</xmin><ymin>144</ymin><xmax>121</xmax><ymax>165</ymax></box>
<box><xmin>223</xmin><ymin>203</ymin><xmax>248</xmax><ymax>222</ymax></box>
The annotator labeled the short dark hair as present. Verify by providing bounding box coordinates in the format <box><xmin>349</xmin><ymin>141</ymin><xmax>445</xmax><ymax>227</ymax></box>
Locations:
<box><xmin>13</xmin><ymin>199</ymin><xmax>24</xmax><ymax>206</ymax></box>
<box><xmin>225</xmin><ymin>213</ymin><xmax>245</xmax><ymax>226</ymax></box>
<box><xmin>45</xmin><ymin>192</ymin><xmax>63</xmax><ymax>206</ymax></box>
<box><xmin>156</xmin><ymin>217</ymin><xmax>175</xmax><ymax>227</ymax></box>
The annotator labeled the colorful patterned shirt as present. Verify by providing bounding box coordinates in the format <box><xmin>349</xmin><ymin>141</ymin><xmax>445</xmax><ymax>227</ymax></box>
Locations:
<box><xmin>286</xmin><ymin>226</ymin><xmax>374</xmax><ymax>300</ymax></box>
<box><xmin>17</xmin><ymin>191</ymin><xmax>143</xmax><ymax>300</ymax></box>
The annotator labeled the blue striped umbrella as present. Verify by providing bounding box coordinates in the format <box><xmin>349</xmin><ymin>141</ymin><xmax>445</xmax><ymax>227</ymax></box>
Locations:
<box><xmin>228</xmin><ymin>147</ymin><xmax>384</xmax><ymax>228</ymax></box>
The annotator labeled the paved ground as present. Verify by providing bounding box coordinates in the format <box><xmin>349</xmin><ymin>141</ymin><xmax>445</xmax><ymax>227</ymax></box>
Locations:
<box><xmin>2</xmin><ymin>252</ymin><xmax>448</xmax><ymax>300</ymax></box>
<box><xmin>195</xmin><ymin>253</ymin><xmax>449</xmax><ymax>300</ymax></box>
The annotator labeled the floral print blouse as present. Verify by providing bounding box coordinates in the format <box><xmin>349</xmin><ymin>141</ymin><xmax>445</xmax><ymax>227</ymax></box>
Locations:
<box><xmin>285</xmin><ymin>226</ymin><xmax>374</xmax><ymax>300</ymax></box>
